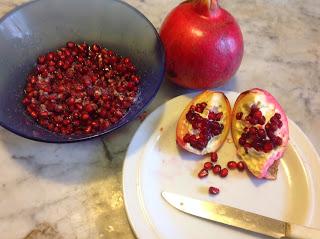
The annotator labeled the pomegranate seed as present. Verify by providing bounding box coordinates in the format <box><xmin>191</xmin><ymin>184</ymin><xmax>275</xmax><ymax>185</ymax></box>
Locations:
<box><xmin>84</xmin><ymin>125</ymin><xmax>92</xmax><ymax>134</ymax></box>
<box><xmin>220</xmin><ymin>168</ymin><xmax>229</xmax><ymax>177</ymax></box>
<box><xmin>239</xmin><ymin>137</ymin><xmax>246</xmax><ymax>146</ymax></box>
<box><xmin>258</xmin><ymin>116</ymin><xmax>266</xmax><ymax>125</ymax></box>
<box><xmin>274</xmin><ymin>113</ymin><xmax>281</xmax><ymax>119</ymax></box>
<box><xmin>47</xmin><ymin>52</ymin><xmax>55</xmax><ymax>60</ymax></box>
<box><xmin>265</xmin><ymin>123</ymin><xmax>271</xmax><ymax>131</ymax></box>
<box><xmin>66</xmin><ymin>41</ymin><xmax>75</xmax><ymax>48</ymax></box>
<box><xmin>63</xmin><ymin>119</ymin><xmax>71</xmax><ymax>125</ymax></box>
<box><xmin>257</xmin><ymin>129</ymin><xmax>266</xmax><ymax>138</ymax></box>
<box><xmin>250</xmin><ymin>106</ymin><xmax>259</xmax><ymax>113</ymax></box>
<box><xmin>270</xmin><ymin>124</ymin><xmax>278</xmax><ymax>132</ymax></box>
<box><xmin>204</xmin><ymin>162</ymin><xmax>213</xmax><ymax>170</ymax></box>
<box><xmin>215</xmin><ymin>112</ymin><xmax>223</xmax><ymax>121</ymax></box>
<box><xmin>273</xmin><ymin>136</ymin><xmax>282</xmax><ymax>146</ymax></box>
<box><xmin>237</xmin><ymin>161</ymin><xmax>246</xmax><ymax>171</ymax></box>
<box><xmin>249</xmin><ymin>117</ymin><xmax>258</xmax><ymax>125</ymax></box>
<box><xmin>227</xmin><ymin>161</ymin><xmax>237</xmax><ymax>170</ymax></box>
<box><xmin>81</xmin><ymin>113</ymin><xmax>90</xmax><ymax>121</ymax></box>
<box><xmin>263</xmin><ymin>142</ymin><xmax>273</xmax><ymax>153</ymax></box>
<box><xmin>236</xmin><ymin>112</ymin><xmax>243</xmax><ymax>120</ymax></box>
<box><xmin>253</xmin><ymin>110</ymin><xmax>262</xmax><ymax>119</ymax></box>
<box><xmin>132</xmin><ymin>76</ymin><xmax>140</xmax><ymax>84</ymax></box>
<box><xmin>212</xmin><ymin>165</ymin><xmax>221</xmax><ymax>175</ymax></box>
<box><xmin>85</xmin><ymin>104</ymin><xmax>94</xmax><ymax>113</ymax></box>
<box><xmin>91</xmin><ymin>121</ymin><xmax>99</xmax><ymax>128</ymax></box>
<box><xmin>208</xmin><ymin>186</ymin><xmax>220</xmax><ymax>195</ymax></box>
<box><xmin>39</xmin><ymin>111</ymin><xmax>49</xmax><ymax>118</ymax></box>
<box><xmin>248</xmin><ymin>127</ymin><xmax>257</xmax><ymax>135</ymax></box>
<box><xmin>30</xmin><ymin>111</ymin><xmax>37</xmax><ymax>118</ymax></box>
<box><xmin>195</xmin><ymin>103</ymin><xmax>206</xmax><ymax>113</ymax></box>
<box><xmin>91</xmin><ymin>43</ymin><xmax>100</xmax><ymax>52</ymax></box>
<box><xmin>38</xmin><ymin>56</ymin><xmax>46</xmax><ymax>64</ymax></box>
<box><xmin>198</xmin><ymin>168</ymin><xmax>209</xmax><ymax>178</ymax></box>
<box><xmin>200</xmin><ymin>102</ymin><xmax>207</xmax><ymax>108</ymax></box>
<box><xmin>73</xmin><ymin>120</ymin><xmax>80</xmax><ymax>126</ymax></box>
<box><xmin>210</xmin><ymin>152</ymin><xmax>218</xmax><ymax>162</ymax></box>
<box><xmin>270</xmin><ymin>116</ymin><xmax>277</xmax><ymax>124</ymax></box>
<box><xmin>208</xmin><ymin>112</ymin><xmax>216</xmax><ymax>120</ymax></box>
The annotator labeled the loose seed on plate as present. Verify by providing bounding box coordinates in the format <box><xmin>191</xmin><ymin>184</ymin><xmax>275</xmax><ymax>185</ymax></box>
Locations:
<box><xmin>237</xmin><ymin>161</ymin><xmax>246</xmax><ymax>171</ymax></box>
<box><xmin>210</xmin><ymin>152</ymin><xmax>218</xmax><ymax>162</ymax></box>
<box><xmin>220</xmin><ymin>168</ymin><xmax>229</xmax><ymax>178</ymax></box>
<box><xmin>212</xmin><ymin>164</ymin><xmax>221</xmax><ymax>175</ymax></box>
<box><xmin>204</xmin><ymin>162</ymin><xmax>213</xmax><ymax>170</ymax></box>
<box><xmin>198</xmin><ymin>168</ymin><xmax>209</xmax><ymax>178</ymax></box>
<box><xmin>208</xmin><ymin>186</ymin><xmax>220</xmax><ymax>195</ymax></box>
<box><xmin>227</xmin><ymin>161</ymin><xmax>237</xmax><ymax>170</ymax></box>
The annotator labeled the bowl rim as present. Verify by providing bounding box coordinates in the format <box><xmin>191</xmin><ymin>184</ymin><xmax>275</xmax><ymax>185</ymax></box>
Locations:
<box><xmin>0</xmin><ymin>0</ymin><xmax>166</xmax><ymax>143</ymax></box>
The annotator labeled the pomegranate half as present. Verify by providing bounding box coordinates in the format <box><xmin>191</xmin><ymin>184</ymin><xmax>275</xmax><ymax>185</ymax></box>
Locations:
<box><xmin>231</xmin><ymin>88</ymin><xmax>289</xmax><ymax>179</ymax></box>
<box><xmin>160</xmin><ymin>0</ymin><xmax>244</xmax><ymax>89</ymax></box>
<box><xmin>176</xmin><ymin>90</ymin><xmax>231</xmax><ymax>155</ymax></box>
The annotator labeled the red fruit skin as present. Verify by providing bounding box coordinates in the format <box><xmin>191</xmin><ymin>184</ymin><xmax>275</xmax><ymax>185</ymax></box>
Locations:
<box><xmin>160</xmin><ymin>1</ymin><xmax>244</xmax><ymax>89</ymax></box>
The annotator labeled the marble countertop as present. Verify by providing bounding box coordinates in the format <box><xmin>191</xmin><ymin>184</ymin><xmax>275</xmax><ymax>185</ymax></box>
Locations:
<box><xmin>0</xmin><ymin>0</ymin><xmax>319</xmax><ymax>238</ymax></box>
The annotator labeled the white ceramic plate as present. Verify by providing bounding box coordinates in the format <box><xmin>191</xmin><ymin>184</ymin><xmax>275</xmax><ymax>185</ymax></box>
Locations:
<box><xmin>123</xmin><ymin>92</ymin><xmax>320</xmax><ymax>239</ymax></box>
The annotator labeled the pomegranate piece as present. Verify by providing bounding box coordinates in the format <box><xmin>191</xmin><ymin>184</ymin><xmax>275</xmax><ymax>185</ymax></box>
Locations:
<box><xmin>212</xmin><ymin>165</ymin><xmax>221</xmax><ymax>175</ymax></box>
<box><xmin>227</xmin><ymin>161</ymin><xmax>237</xmax><ymax>170</ymax></box>
<box><xmin>210</xmin><ymin>152</ymin><xmax>218</xmax><ymax>162</ymax></box>
<box><xmin>198</xmin><ymin>168</ymin><xmax>209</xmax><ymax>178</ymax></box>
<box><xmin>176</xmin><ymin>91</ymin><xmax>231</xmax><ymax>155</ymax></box>
<box><xmin>204</xmin><ymin>162</ymin><xmax>213</xmax><ymax>170</ymax></box>
<box><xmin>208</xmin><ymin>186</ymin><xmax>220</xmax><ymax>195</ymax></box>
<box><xmin>220</xmin><ymin>168</ymin><xmax>229</xmax><ymax>178</ymax></box>
<box><xmin>231</xmin><ymin>88</ymin><xmax>289</xmax><ymax>179</ymax></box>
<box><xmin>22</xmin><ymin>42</ymin><xmax>140</xmax><ymax>135</ymax></box>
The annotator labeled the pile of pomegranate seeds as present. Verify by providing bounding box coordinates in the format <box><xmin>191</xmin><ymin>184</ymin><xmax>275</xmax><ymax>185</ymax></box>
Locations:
<box><xmin>197</xmin><ymin>152</ymin><xmax>247</xmax><ymax>196</ymax></box>
<box><xmin>237</xmin><ymin>106</ymin><xmax>283</xmax><ymax>153</ymax></box>
<box><xmin>183</xmin><ymin>102</ymin><xmax>224</xmax><ymax>150</ymax></box>
<box><xmin>22</xmin><ymin>42</ymin><xmax>140</xmax><ymax>135</ymax></box>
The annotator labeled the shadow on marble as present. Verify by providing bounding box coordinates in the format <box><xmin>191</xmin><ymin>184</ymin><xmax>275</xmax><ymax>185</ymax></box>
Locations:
<box><xmin>216</xmin><ymin>75</ymin><xmax>239</xmax><ymax>92</ymax></box>
<box><xmin>161</xmin><ymin>75</ymin><xmax>239</xmax><ymax>95</ymax></box>
<box><xmin>0</xmin><ymin>126</ymin><xmax>129</xmax><ymax>185</ymax></box>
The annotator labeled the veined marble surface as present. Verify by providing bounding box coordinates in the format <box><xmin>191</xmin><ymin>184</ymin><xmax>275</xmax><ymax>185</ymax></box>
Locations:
<box><xmin>0</xmin><ymin>0</ymin><xmax>319</xmax><ymax>238</ymax></box>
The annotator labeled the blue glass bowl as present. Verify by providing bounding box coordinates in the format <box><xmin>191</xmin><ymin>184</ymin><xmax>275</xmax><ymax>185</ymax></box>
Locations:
<box><xmin>0</xmin><ymin>0</ymin><xmax>165</xmax><ymax>143</ymax></box>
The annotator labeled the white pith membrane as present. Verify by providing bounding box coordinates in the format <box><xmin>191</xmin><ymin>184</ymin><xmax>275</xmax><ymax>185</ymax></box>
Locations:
<box><xmin>232</xmin><ymin>92</ymin><xmax>289</xmax><ymax>179</ymax></box>
<box><xmin>183</xmin><ymin>93</ymin><xmax>229</xmax><ymax>155</ymax></box>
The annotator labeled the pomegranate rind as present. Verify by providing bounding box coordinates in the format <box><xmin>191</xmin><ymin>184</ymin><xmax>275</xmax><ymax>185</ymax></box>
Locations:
<box><xmin>231</xmin><ymin>88</ymin><xmax>289</xmax><ymax>179</ymax></box>
<box><xmin>176</xmin><ymin>90</ymin><xmax>231</xmax><ymax>155</ymax></box>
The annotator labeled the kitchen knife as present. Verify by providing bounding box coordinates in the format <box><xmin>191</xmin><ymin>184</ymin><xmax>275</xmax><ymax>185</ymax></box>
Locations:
<box><xmin>162</xmin><ymin>191</ymin><xmax>320</xmax><ymax>239</ymax></box>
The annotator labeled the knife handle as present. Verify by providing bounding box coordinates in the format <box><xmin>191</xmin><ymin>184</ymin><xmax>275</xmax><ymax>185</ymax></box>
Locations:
<box><xmin>286</xmin><ymin>224</ymin><xmax>320</xmax><ymax>239</ymax></box>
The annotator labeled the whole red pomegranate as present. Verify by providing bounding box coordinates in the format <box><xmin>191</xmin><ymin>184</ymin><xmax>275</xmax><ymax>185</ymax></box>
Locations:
<box><xmin>160</xmin><ymin>0</ymin><xmax>244</xmax><ymax>89</ymax></box>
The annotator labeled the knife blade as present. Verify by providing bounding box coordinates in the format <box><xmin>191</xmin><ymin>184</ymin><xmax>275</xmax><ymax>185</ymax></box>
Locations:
<box><xmin>162</xmin><ymin>191</ymin><xmax>320</xmax><ymax>239</ymax></box>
